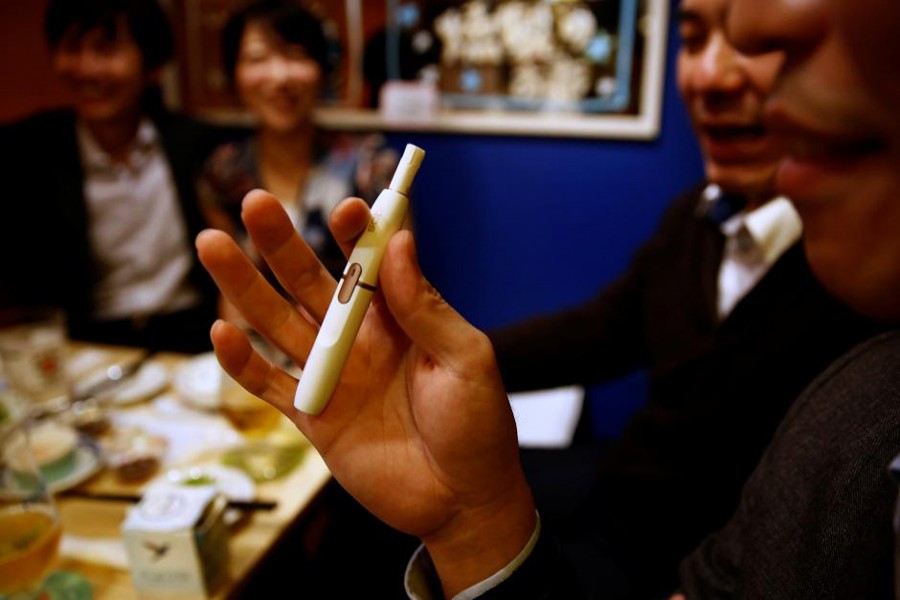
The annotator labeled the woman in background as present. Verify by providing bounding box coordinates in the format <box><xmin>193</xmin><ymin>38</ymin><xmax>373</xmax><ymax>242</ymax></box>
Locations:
<box><xmin>198</xmin><ymin>8</ymin><xmax>416</xmax><ymax>595</ymax></box>
<box><xmin>198</xmin><ymin>0</ymin><xmax>398</xmax><ymax>280</ymax></box>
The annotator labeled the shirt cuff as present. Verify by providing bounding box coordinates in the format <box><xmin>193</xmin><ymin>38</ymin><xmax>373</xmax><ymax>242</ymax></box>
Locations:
<box><xmin>405</xmin><ymin>512</ymin><xmax>542</xmax><ymax>600</ymax></box>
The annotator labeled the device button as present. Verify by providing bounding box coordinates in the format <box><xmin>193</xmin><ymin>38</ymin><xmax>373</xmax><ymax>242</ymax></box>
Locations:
<box><xmin>338</xmin><ymin>263</ymin><xmax>362</xmax><ymax>304</ymax></box>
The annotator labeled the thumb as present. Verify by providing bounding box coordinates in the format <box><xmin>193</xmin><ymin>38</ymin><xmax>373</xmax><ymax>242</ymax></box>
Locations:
<box><xmin>381</xmin><ymin>230</ymin><xmax>492</xmax><ymax>372</ymax></box>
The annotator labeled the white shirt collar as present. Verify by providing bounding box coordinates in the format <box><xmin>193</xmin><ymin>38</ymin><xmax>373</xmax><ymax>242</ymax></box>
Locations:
<box><xmin>76</xmin><ymin>118</ymin><xmax>160</xmax><ymax>172</ymax></box>
<box><xmin>721</xmin><ymin>196</ymin><xmax>803</xmax><ymax>266</ymax></box>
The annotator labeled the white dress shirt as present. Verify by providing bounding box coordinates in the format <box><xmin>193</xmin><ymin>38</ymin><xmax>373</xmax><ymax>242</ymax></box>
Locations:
<box><xmin>77</xmin><ymin>119</ymin><xmax>201</xmax><ymax>320</ymax></box>
<box><xmin>405</xmin><ymin>514</ymin><xmax>542</xmax><ymax>600</ymax></box>
<box><xmin>716</xmin><ymin>196</ymin><xmax>803</xmax><ymax>319</ymax></box>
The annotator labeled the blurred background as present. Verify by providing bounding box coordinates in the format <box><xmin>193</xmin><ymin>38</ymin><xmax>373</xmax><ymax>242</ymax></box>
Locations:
<box><xmin>0</xmin><ymin>0</ymin><xmax>705</xmax><ymax>438</ymax></box>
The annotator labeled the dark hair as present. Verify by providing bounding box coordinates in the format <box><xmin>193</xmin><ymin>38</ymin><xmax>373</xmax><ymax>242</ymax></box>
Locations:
<box><xmin>44</xmin><ymin>0</ymin><xmax>174</xmax><ymax>73</ymax></box>
<box><xmin>221</xmin><ymin>0</ymin><xmax>333</xmax><ymax>84</ymax></box>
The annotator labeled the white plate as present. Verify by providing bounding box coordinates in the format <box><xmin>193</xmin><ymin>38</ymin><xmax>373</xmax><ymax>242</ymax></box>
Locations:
<box><xmin>107</xmin><ymin>361</ymin><xmax>169</xmax><ymax>405</ymax></box>
<box><xmin>145</xmin><ymin>463</ymin><xmax>255</xmax><ymax>502</ymax></box>
<box><xmin>66</xmin><ymin>348</ymin><xmax>113</xmax><ymax>381</ymax></box>
<box><xmin>0</xmin><ymin>441</ymin><xmax>103</xmax><ymax>500</ymax></box>
<box><xmin>144</xmin><ymin>463</ymin><xmax>255</xmax><ymax>525</ymax></box>
<box><xmin>171</xmin><ymin>353</ymin><xmax>221</xmax><ymax>410</ymax></box>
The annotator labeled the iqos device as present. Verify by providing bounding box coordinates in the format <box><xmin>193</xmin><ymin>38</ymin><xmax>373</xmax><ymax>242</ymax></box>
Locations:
<box><xmin>293</xmin><ymin>144</ymin><xmax>425</xmax><ymax>415</ymax></box>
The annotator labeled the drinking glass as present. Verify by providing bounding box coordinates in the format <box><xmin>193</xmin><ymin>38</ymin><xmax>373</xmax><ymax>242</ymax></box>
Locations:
<box><xmin>0</xmin><ymin>417</ymin><xmax>63</xmax><ymax>599</ymax></box>
<box><xmin>219</xmin><ymin>331</ymin><xmax>306</xmax><ymax>482</ymax></box>
<box><xmin>219</xmin><ymin>370</ymin><xmax>283</xmax><ymax>439</ymax></box>
<box><xmin>0</xmin><ymin>308</ymin><xmax>70</xmax><ymax>414</ymax></box>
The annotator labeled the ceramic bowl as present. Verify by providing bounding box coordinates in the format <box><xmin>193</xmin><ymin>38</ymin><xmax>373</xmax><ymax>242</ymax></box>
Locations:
<box><xmin>6</xmin><ymin>419</ymin><xmax>80</xmax><ymax>483</ymax></box>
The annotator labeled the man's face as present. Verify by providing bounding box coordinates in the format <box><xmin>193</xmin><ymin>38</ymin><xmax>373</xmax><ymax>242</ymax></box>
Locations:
<box><xmin>676</xmin><ymin>0</ymin><xmax>784</xmax><ymax>199</ymax></box>
<box><xmin>728</xmin><ymin>0</ymin><xmax>900</xmax><ymax>321</ymax></box>
<box><xmin>51</xmin><ymin>19</ymin><xmax>150</xmax><ymax>126</ymax></box>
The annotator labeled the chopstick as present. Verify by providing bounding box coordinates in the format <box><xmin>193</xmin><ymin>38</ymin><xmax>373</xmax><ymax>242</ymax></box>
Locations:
<box><xmin>58</xmin><ymin>490</ymin><xmax>278</xmax><ymax>511</ymax></box>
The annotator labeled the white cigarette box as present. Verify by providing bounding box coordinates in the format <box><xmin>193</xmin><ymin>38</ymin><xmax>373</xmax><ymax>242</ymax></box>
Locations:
<box><xmin>122</xmin><ymin>484</ymin><xmax>229</xmax><ymax>599</ymax></box>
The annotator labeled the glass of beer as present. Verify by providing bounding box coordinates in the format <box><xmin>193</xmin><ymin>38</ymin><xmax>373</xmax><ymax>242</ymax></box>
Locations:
<box><xmin>219</xmin><ymin>330</ymin><xmax>306</xmax><ymax>482</ymax></box>
<box><xmin>219</xmin><ymin>330</ymin><xmax>284</xmax><ymax>439</ymax></box>
<box><xmin>220</xmin><ymin>370</ymin><xmax>283</xmax><ymax>439</ymax></box>
<box><xmin>0</xmin><ymin>417</ymin><xmax>63</xmax><ymax>598</ymax></box>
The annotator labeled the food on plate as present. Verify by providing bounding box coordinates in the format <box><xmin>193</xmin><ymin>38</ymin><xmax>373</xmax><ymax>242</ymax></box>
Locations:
<box><xmin>64</xmin><ymin>399</ymin><xmax>111</xmax><ymax>438</ymax></box>
<box><xmin>98</xmin><ymin>426</ymin><xmax>167</xmax><ymax>483</ymax></box>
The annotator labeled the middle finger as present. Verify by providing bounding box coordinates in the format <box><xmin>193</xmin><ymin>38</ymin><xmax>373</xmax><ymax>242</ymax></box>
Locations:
<box><xmin>196</xmin><ymin>228</ymin><xmax>317</xmax><ymax>364</ymax></box>
<box><xmin>241</xmin><ymin>189</ymin><xmax>338</xmax><ymax>323</ymax></box>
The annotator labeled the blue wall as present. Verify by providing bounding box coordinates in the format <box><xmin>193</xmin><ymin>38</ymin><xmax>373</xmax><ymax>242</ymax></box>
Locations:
<box><xmin>386</xmin><ymin>0</ymin><xmax>705</xmax><ymax>438</ymax></box>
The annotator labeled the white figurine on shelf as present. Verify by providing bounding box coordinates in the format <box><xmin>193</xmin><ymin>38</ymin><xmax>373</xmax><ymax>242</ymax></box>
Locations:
<box><xmin>496</xmin><ymin>2</ymin><xmax>556</xmax><ymax>64</ymax></box>
<box><xmin>546</xmin><ymin>55</ymin><xmax>592</xmax><ymax>102</ymax></box>
<box><xmin>434</xmin><ymin>8</ymin><xmax>463</xmax><ymax>65</ymax></box>
<box><xmin>509</xmin><ymin>64</ymin><xmax>545</xmax><ymax>99</ymax></box>
<box><xmin>556</xmin><ymin>6</ymin><xmax>598</xmax><ymax>54</ymax></box>
<box><xmin>459</xmin><ymin>1</ymin><xmax>503</xmax><ymax>66</ymax></box>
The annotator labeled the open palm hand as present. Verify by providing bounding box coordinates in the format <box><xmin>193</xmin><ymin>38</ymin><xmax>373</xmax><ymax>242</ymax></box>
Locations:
<box><xmin>196</xmin><ymin>190</ymin><xmax>535</xmax><ymax>595</ymax></box>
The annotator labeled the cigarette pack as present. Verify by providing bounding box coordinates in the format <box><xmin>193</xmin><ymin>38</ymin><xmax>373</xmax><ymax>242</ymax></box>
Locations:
<box><xmin>122</xmin><ymin>485</ymin><xmax>229</xmax><ymax>598</ymax></box>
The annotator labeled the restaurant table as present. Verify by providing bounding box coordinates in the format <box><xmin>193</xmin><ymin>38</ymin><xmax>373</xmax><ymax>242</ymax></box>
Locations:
<box><xmin>51</xmin><ymin>343</ymin><xmax>333</xmax><ymax>599</ymax></box>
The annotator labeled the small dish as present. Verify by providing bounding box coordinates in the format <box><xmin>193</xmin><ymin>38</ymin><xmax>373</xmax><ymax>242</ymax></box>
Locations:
<box><xmin>5</xmin><ymin>419</ymin><xmax>79</xmax><ymax>481</ymax></box>
<box><xmin>106</xmin><ymin>361</ymin><xmax>169</xmax><ymax>405</ymax></box>
<box><xmin>144</xmin><ymin>463</ymin><xmax>255</xmax><ymax>525</ymax></box>
<box><xmin>97</xmin><ymin>426</ymin><xmax>168</xmax><ymax>483</ymax></box>
<box><xmin>46</xmin><ymin>443</ymin><xmax>104</xmax><ymax>492</ymax></box>
<box><xmin>66</xmin><ymin>348</ymin><xmax>113</xmax><ymax>381</ymax></box>
<box><xmin>0</xmin><ymin>438</ymin><xmax>103</xmax><ymax>500</ymax></box>
<box><xmin>221</xmin><ymin>441</ymin><xmax>307</xmax><ymax>483</ymax></box>
<box><xmin>171</xmin><ymin>353</ymin><xmax>221</xmax><ymax>411</ymax></box>
<box><xmin>65</xmin><ymin>398</ymin><xmax>112</xmax><ymax>438</ymax></box>
<box><xmin>73</xmin><ymin>360</ymin><xmax>169</xmax><ymax>406</ymax></box>
<box><xmin>148</xmin><ymin>463</ymin><xmax>255</xmax><ymax>501</ymax></box>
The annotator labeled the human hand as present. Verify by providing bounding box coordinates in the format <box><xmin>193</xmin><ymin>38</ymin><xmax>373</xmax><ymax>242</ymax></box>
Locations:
<box><xmin>196</xmin><ymin>190</ymin><xmax>536</xmax><ymax>596</ymax></box>
<box><xmin>216</xmin><ymin>294</ymin><xmax>245</xmax><ymax>326</ymax></box>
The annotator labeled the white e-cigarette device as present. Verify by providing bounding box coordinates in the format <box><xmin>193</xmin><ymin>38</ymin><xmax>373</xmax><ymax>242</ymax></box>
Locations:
<box><xmin>293</xmin><ymin>144</ymin><xmax>425</xmax><ymax>415</ymax></box>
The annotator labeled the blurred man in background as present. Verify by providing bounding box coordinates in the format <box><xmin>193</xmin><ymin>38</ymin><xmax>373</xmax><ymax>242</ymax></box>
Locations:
<box><xmin>1</xmin><ymin>0</ymin><xmax>227</xmax><ymax>353</ymax></box>
<box><xmin>487</xmin><ymin>0</ymin><xmax>883</xmax><ymax>594</ymax></box>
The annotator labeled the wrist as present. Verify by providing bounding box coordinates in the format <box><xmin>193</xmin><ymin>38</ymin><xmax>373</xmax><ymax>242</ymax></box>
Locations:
<box><xmin>422</xmin><ymin>475</ymin><xmax>537</xmax><ymax>598</ymax></box>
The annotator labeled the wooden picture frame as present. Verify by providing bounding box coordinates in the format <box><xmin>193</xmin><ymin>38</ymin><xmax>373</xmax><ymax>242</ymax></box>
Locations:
<box><xmin>170</xmin><ymin>0</ymin><xmax>669</xmax><ymax>140</ymax></box>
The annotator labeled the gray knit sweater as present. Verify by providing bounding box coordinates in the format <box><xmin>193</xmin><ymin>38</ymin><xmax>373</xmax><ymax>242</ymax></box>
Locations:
<box><xmin>679</xmin><ymin>329</ymin><xmax>900</xmax><ymax>599</ymax></box>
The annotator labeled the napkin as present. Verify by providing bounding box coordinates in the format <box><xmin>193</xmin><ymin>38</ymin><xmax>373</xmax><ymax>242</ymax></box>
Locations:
<box><xmin>510</xmin><ymin>385</ymin><xmax>584</xmax><ymax>449</ymax></box>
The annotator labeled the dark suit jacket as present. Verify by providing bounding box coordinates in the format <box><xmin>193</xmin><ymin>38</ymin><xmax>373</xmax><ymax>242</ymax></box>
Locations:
<box><xmin>489</xmin><ymin>185</ymin><xmax>885</xmax><ymax>596</ymax></box>
<box><xmin>1</xmin><ymin>108</ymin><xmax>230</xmax><ymax>350</ymax></box>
